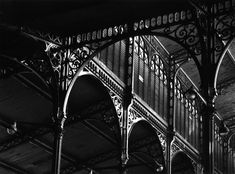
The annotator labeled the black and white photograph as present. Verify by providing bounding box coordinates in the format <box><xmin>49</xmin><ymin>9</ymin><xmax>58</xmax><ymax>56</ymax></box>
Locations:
<box><xmin>0</xmin><ymin>0</ymin><xmax>235</xmax><ymax>173</ymax></box>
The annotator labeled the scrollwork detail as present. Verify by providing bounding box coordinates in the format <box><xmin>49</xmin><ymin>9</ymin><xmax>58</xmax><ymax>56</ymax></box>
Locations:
<box><xmin>109</xmin><ymin>90</ymin><xmax>123</xmax><ymax>125</ymax></box>
<box><xmin>157</xmin><ymin>132</ymin><xmax>167</xmax><ymax>157</ymax></box>
<box><xmin>67</xmin><ymin>46</ymin><xmax>93</xmax><ymax>80</ymax></box>
<box><xmin>160</xmin><ymin>23</ymin><xmax>201</xmax><ymax>56</ymax></box>
<box><xmin>216</xmin><ymin>12</ymin><xmax>235</xmax><ymax>42</ymax></box>
<box><xmin>128</xmin><ymin>107</ymin><xmax>143</xmax><ymax>130</ymax></box>
<box><xmin>191</xmin><ymin>160</ymin><xmax>198</xmax><ymax>173</ymax></box>
<box><xmin>171</xmin><ymin>143</ymin><xmax>180</xmax><ymax>158</ymax></box>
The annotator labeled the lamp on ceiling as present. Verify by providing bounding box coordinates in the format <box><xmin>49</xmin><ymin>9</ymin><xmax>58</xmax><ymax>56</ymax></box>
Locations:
<box><xmin>219</xmin><ymin>121</ymin><xmax>229</xmax><ymax>136</ymax></box>
<box><xmin>6</xmin><ymin>121</ymin><xmax>17</xmax><ymax>135</ymax></box>
<box><xmin>154</xmin><ymin>160</ymin><xmax>164</xmax><ymax>173</ymax></box>
<box><xmin>155</xmin><ymin>165</ymin><xmax>164</xmax><ymax>173</ymax></box>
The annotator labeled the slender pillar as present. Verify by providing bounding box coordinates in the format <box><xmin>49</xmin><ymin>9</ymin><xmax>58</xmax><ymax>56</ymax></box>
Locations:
<box><xmin>222</xmin><ymin>136</ymin><xmax>229</xmax><ymax>174</ymax></box>
<box><xmin>166</xmin><ymin>55</ymin><xmax>176</xmax><ymax>174</ymax></box>
<box><xmin>197</xmin><ymin>1</ymin><xmax>217</xmax><ymax>173</ymax></box>
<box><xmin>53</xmin><ymin>108</ymin><xmax>67</xmax><ymax>174</ymax></box>
<box><xmin>201</xmin><ymin>99</ymin><xmax>215</xmax><ymax>174</ymax></box>
<box><xmin>121</xmin><ymin>105</ymin><xmax>129</xmax><ymax>173</ymax></box>
<box><xmin>49</xmin><ymin>38</ymin><xmax>69</xmax><ymax>174</ymax></box>
<box><xmin>121</xmin><ymin>37</ymin><xmax>134</xmax><ymax>173</ymax></box>
<box><xmin>200</xmin><ymin>52</ymin><xmax>218</xmax><ymax>173</ymax></box>
<box><xmin>166</xmin><ymin>136</ymin><xmax>173</xmax><ymax>174</ymax></box>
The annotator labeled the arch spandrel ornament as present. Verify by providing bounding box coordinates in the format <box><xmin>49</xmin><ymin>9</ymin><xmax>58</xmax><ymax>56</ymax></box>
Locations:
<box><xmin>41</xmin><ymin>6</ymin><xmax>205</xmax><ymax>90</ymax></box>
<box><xmin>128</xmin><ymin>107</ymin><xmax>144</xmax><ymax>132</ymax></box>
<box><xmin>170</xmin><ymin>142</ymin><xmax>181</xmax><ymax>159</ymax></box>
<box><xmin>18</xmin><ymin>1</ymin><xmax>234</xmax><ymax>93</ymax></box>
<box><xmin>215</xmin><ymin>5</ymin><xmax>235</xmax><ymax>43</ymax></box>
<box><xmin>157</xmin><ymin>132</ymin><xmax>167</xmax><ymax>161</ymax></box>
<box><xmin>2</xmin><ymin>1</ymin><xmax>233</xmax><ymax>174</ymax></box>
<box><xmin>109</xmin><ymin>90</ymin><xmax>123</xmax><ymax>124</ymax></box>
<box><xmin>191</xmin><ymin>159</ymin><xmax>198</xmax><ymax>174</ymax></box>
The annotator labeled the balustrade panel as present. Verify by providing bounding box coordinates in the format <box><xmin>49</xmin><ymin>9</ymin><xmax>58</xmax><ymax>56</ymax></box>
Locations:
<box><xmin>98</xmin><ymin>40</ymin><xmax>126</xmax><ymax>82</ymax></box>
<box><xmin>174</xmin><ymin>81</ymin><xmax>200</xmax><ymax>150</ymax></box>
<box><xmin>228</xmin><ymin>135</ymin><xmax>235</xmax><ymax>174</ymax></box>
<box><xmin>98</xmin><ymin>35</ymin><xmax>201</xmax><ymax>151</ymax></box>
<box><xmin>132</xmin><ymin>36</ymin><xmax>168</xmax><ymax>121</ymax></box>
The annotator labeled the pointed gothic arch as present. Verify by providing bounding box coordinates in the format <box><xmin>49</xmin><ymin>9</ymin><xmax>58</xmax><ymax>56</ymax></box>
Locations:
<box><xmin>171</xmin><ymin>151</ymin><xmax>195</xmax><ymax>174</ymax></box>
<box><xmin>214</xmin><ymin>37</ymin><xmax>235</xmax><ymax>89</ymax></box>
<box><xmin>126</xmin><ymin>120</ymin><xmax>166</xmax><ymax>174</ymax></box>
<box><xmin>62</xmin><ymin>73</ymin><xmax>122</xmax><ymax>173</ymax></box>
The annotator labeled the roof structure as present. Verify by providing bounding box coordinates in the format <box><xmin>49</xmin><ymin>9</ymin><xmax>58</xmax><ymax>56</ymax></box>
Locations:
<box><xmin>0</xmin><ymin>0</ymin><xmax>235</xmax><ymax>174</ymax></box>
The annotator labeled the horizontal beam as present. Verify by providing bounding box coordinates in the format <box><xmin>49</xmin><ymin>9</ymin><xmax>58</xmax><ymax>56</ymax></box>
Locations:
<box><xmin>82</xmin><ymin>120</ymin><xmax>117</xmax><ymax>145</ymax></box>
<box><xmin>0</xmin><ymin>128</ymin><xmax>49</xmax><ymax>153</ymax></box>
<box><xmin>30</xmin><ymin>138</ymin><xmax>77</xmax><ymax>164</ymax></box>
<box><xmin>14</xmin><ymin>74</ymin><xmax>53</xmax><ymax>101</ymax></box>
<box><xmin>0</xmin><ymin>98</ymin><xmax>111</xmax><ymax>152</ymax></box>
<box><xmin>61</xmin><ymin>135</ymin><xmax>165</xmax><ymax>173</ymax></box>
<box><xmin>0</xmin><ymin>99</ymin><xmax>119</xmax><ymax>174</ymax></box>
<box><xmin>61</xmin><ymin>150</ymin><xmax>120</xmax><ymax>174</ymax></box>
<box><xmin>0</xmin><ymin>159</ymin><xmax>30</xmax><ymax>174</ymax></box>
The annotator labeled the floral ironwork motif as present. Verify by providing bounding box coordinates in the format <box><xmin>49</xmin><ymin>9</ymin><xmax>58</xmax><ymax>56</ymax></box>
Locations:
<box><xmin>64</xmin><ymin>8</ymin><xmax>201</xmax><ymax>71</ymax></box>
<box><xmin>215</xmin><ymin>7</ymin><xmax>235</xmax><ymax>42</ymax></box>
<box><xmin>171</xmin><ymin>142</ymin><xmax>180</xmax><ymax>158</ymax></box>
<box><xmin>67</xmin><ymin>46</ymin><xmax>93</xmax><ymax>80</ymax></box>
<box><xmin>214</xmin><ymin>7</ymin><xmax>235</xmax><ymax>62</ymax></box>
<box><xmin>20</xmin><ymin>54</ymin><xmax>53</xmax><ymax>87</ymax></box>
<box><xmin>161</xmin><ymin>22</ymin><xmax>201</xmax><ymax>56</ymax></box>
<box><xmin>45</xmin><ymin>42</ymin><xmax>63</xmax><ymax>71</ymax></box>
<box><xmin>191</xmin><ymin>160</ymin><xmax>198</xmax><ymax>173</ymax></box>
<box><xmin>157</xmin><ymin>132</ymin><xmax>167</xmax><ymax>160</ymax></box>
<box><xmin>128</xmin><ymin>107</ymin><xmax>143</xmax><ymax>131</ymax></box>
<box><xmin>109</xmin><ymin>90</ymin><xmax>123</xmax><ymax>126</ymax></box>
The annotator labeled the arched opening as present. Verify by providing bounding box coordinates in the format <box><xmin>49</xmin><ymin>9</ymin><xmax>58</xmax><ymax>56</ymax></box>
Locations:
<box><xmin>126</xmin><ymin>120</ymin><xmax>166</xmax><ymax>174</ymax></box>
<box><xmin>66</xmin><ymin>34</ymin><xmax>201</xmax><ymax>130</ymax></box>
<box><xmin>61</xmin><ymin>73</ymin><xmax>122</xmax><ymax>173</ymax></box>
<box><xmin>171</xmin><ymin>151</ymin><xmax>195</xmax><ymax>174</ymax></box>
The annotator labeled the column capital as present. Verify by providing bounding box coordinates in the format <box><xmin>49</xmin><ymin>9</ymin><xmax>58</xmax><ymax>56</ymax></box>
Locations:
<box><xmin>207</xmin><ymin>87</ymin><xmax>218</xmax><ymax>105</ymax></box>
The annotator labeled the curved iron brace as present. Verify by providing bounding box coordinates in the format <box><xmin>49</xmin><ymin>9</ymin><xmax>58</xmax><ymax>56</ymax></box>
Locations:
<box><xmin>58</xmin><ymin>23</ymin><xmax>202</xmax><ymax>174</ymax></box>
<box><xmin>215</xmin><ymin>9</ymin><xmax>235</xmax><ymax>43</ymax></box>
<box><xmin>62</xmin><ymin>72</ymin><xmax>123</xmax><ymax>172</ymax></box>
<box><xmin>64</xmin><ymin>29</ymin><xmax>201</xmax><ymax>93</ymax></box>
<box><xmin>214</xmin><ymin>37</ymin><xmax>235</xmax><ymax>89</ymax></box>
<box><xmin>213</xmin><ymin>8</ymin><xmax>235</xmax><ymax>89</ymax></box>
<box><xmin>37</xmin><ymin>38</ymin><xmax>71</xmax><ymax>174</ymax></box>
<box><xmin>228</xmin><ymin>132</ymin><xmax>235</xmax><ymax>143</ymax></box>
<box><xmin>61</xmin><ymin>30</ymin><xmax>202</xmax><ymax>174</ymax></box>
